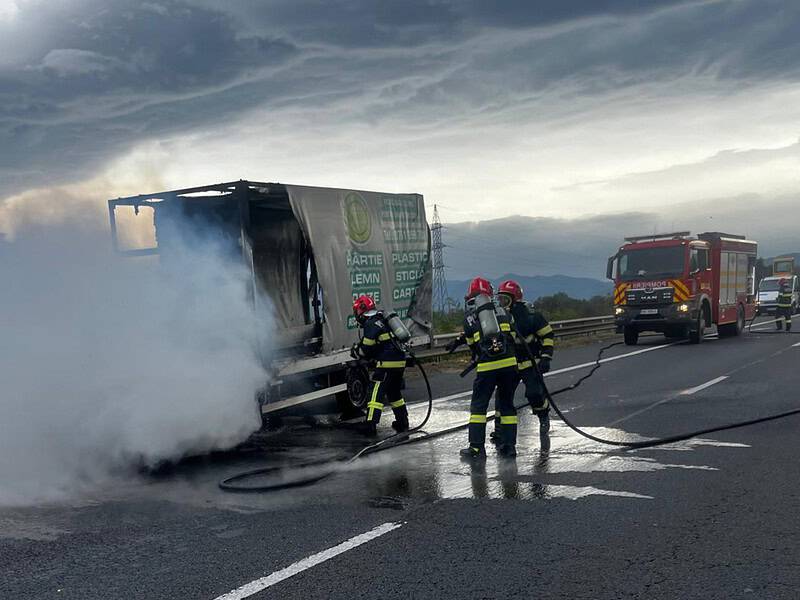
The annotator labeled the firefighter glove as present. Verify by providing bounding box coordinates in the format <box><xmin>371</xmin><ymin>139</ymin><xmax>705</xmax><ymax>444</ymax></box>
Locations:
<box><xmin>538</xmin><ymin>357</ymin><xmax>551</xmax><ymax>374</ymax></box>
<box><xmin>445</xmin><ymin>334</ymin><xmax>466</xmax><ymax>353</ymax></box>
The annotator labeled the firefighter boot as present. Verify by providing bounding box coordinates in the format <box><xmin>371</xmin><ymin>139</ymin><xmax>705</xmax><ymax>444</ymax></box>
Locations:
<box><xmin>391</xmin><ymin>404</ymin><xmax>409</xmax><ymax>433</ymax></box>
<box><xmin>538</xmin><ymin>412</ymin><xmax>551</xmax><ymax>454</ymax></box>
<box><xmin>460</xmin><ymin>445</ymin><xmax>486</xmax><ymax>461</ymax></box>
<box><xmin>787</xmin><ymin>320</ymin><xmax>792</xmax><ymax>332</ymax></box>
<box><xmin>360</xmin><ymin>421</ymin><xmax>378</xmax><ymax>437</ymax></box>
<box><xmin>496</xmin><ymin>415</ymin><xmax>517</xmax><ymax>458</ymax></box>
<box><xmin>777</xmin><ymin>319</ymin><xmax>783</xmax><ymax>331</ymax></box>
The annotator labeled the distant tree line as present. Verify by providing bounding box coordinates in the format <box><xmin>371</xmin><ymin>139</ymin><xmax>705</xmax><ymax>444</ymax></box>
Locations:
<box><xmin>433</xmin><ymin>292</ymin><xmax>613</xmax><ymax>333</ymax></box>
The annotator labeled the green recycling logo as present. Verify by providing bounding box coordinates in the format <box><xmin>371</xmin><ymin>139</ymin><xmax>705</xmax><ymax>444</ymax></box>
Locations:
<box><xmin>343</xmin><ymin>192</ymin><xmax>371</xmax><ymax>244</ymax></box>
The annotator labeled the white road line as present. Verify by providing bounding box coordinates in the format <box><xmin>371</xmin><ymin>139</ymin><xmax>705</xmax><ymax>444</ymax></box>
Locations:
<box><xmin>424</xmin><ymin>319</ymin><xmax>781</xmax><ymax>410</ymax></box>
<box><xmin>545</xmin><ymin>342</ymin><xmax>678</xmax><ymax>377</ymax></box>
<box><xmin>213</xmin><ymin>522</ymin><xmax>403</xmax><ymax>600</ymax></box>
<box><xmin>680</xmin><ymin>376</ymin><xmax>729</xmax><ymax>396</ymax></box>
<box><xmin>426</xmin><ymin>342</ymin><xmax>678</xmax><ymax>407</ymax></box>
<box><xmin>750</xmin><ymin>318</ymin><xmax>780</xmax><ymax>330</ymax></box>
<box><xmin>793</xmin><ymin>342</ymin><xmax>800</xmax><ymax>348</ymax></box>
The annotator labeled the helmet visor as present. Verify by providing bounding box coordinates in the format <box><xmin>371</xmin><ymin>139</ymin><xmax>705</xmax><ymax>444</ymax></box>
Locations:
<box><xmin>497</xmin><ymin>293</ymin><xmax>513</xmax><ymax>308</ymax></box>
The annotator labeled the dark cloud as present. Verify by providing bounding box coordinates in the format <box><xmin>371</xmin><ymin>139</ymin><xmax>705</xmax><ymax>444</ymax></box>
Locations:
<box><xmin>455</xmin><ymin>0</ymin><xmax>703</xmax><ymax>29</ymax></box>
<box><xmin>1</xmin><ymin>0</ymin><xmax>799</xmax><ymax>198</ymax></box>
<box><xmin>442</xmin><ymin>192</ymin><xmax>799</xmax><ymax>280</ymax></box>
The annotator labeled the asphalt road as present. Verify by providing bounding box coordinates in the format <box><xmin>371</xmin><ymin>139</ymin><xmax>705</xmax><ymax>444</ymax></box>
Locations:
<box><xmin>3</xmin><ymin>318</ymin><xmax>800</xmax><ymax>599</ymax></box>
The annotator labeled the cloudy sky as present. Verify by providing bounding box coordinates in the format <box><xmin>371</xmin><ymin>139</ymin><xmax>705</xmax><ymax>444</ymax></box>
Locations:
<box><xmin>1</xmin><ymin>0</ymin><xmax>798</xmax><ymax>275</ymax></box>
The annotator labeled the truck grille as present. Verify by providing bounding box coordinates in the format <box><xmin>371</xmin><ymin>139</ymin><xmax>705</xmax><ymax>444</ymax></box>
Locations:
<box><xmin>626</xmin><ymin>287</ymin><xmax>674</xmax><ymax>306</ymax></box>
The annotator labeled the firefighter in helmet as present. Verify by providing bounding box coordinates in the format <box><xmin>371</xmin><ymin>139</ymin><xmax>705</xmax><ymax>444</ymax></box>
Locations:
<box><xmin>351</xmin><ymin>295</ymin><xmax>410</xmax><ymax>436</ymax></box>
<box><xmin>446</xmin><ymin>277</ymin><xmax>519</xmax><ymax>459</ymax></box>
<box><xmin>494</xmin><ymin>280</ymin><xmax>556</xmax><ymax>452</ymax></box>
<box><xmin>776</xmin><ymin>279</ymin><xmax>793</xmax><ymax>332</ymax></box>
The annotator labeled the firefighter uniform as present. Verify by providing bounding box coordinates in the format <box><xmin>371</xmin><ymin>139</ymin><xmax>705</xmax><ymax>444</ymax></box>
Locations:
<box><xmin>462</xmin><ymin>307</ymin><xmax>519</xmax><ymax>458</ymax></box>
<box><xmin>776</xmin><ymin>285</ymin><xmax>793</xmax><ymax>331</ymax></box>
<box><xmin>357</xmin><ymin>313</ymin><xmax>409</xmax><ymax>432</ymax></box>
<box><xmin>509</xmin><ymin>301</ymin><xmax>555</xmax><ymax>451</ymax></box>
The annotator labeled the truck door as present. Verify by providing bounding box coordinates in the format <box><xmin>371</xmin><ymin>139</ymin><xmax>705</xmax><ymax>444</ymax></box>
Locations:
<box><xmin>690</xmin><ymin>247</ymin><xmax>712</xmax><ymax>297</ymax></box>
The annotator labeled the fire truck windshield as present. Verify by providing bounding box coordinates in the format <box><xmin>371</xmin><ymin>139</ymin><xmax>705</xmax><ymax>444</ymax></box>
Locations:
<box><xmin>618</xmin><ymin>246</ymin><xmax>685</xmax><ymax>280</ymax></box>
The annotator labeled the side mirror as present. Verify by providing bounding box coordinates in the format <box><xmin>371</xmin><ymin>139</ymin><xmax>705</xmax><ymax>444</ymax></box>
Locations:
<box><xmin>606</xmin><ymin>256</ymin><xmax>616</xmax><ymax>280</ymax></box>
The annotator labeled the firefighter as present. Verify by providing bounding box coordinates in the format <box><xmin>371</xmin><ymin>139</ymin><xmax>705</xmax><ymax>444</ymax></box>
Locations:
<box><xmin>446</xmin><ymin>277</ymin><xmax>519</xmax><ymax>459</ymax></box>
<box><xmin>493</xmin><ymin>280</ymin><xmax>555</xmax><ymax>453</ymax></box>
<box><xmin>351</xmin><ymin>295</ymin><xmax>409</xmax><ymax>436</ymax></box>
<box><xmin>776</xmin><ymin>279</ymin><xmax>793</xmax><ymax>332</ymax></box>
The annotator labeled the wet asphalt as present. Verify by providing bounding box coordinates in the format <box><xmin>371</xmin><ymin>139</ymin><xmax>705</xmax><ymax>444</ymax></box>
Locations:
<box><xmin>2</xmin><ymin>318</ymin><xmax>800</xmax><ymax>599</ymax></box>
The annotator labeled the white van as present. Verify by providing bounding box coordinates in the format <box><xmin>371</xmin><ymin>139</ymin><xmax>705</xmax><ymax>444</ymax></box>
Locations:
<box><xmin>757</xmin><ymin>275</ymin><xmax>799</xmax><ymax>315</ymax></box>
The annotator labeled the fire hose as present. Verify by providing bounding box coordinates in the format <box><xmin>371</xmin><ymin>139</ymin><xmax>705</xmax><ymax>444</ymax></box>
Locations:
<box><xmin>220</xmin><ymin>321</ymin><xmax>800</xmax><ymax>492</ymax></box>
<box><xmin>218</xmin><ymin>355</ymin><xmax>434</xmax><ymax>493</ymax></box>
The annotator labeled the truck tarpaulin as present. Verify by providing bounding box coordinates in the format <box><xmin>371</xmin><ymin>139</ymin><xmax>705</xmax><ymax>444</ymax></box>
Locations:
<box><xmin>286</xmin><ymin>185</ymin><xmax>432</xmax><ymax>352</ymax></box>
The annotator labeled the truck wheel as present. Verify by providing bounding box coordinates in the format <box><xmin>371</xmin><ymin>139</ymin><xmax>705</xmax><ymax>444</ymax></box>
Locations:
<box><xmin>689</xmin><ymin>313</ymin><xmax>705</xmax><ymax>344</ymax></box>
<box><xmin>623</xmin><ymin>326</ymin><xmax>639</xmax><ymax>346</ymax></box>
<box><xmin>341</xmin><ymin>364</ymin><xmax>371</xmax><ymax>416</ymax></box>
<box><xmin>734</xmin><ymin>306</ymin><xmax>745</xmax><ymax>336</ymax></box>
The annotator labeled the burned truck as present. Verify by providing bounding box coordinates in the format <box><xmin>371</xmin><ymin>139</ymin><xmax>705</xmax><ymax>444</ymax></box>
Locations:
<box><xmin>108</xmin><ymin>180</ymin><xmax>432</xmax><ymax>420</ymax></box>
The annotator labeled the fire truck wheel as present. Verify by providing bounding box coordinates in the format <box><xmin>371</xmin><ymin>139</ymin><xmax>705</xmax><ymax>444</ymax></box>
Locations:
<box><xmin>735</xmin><ymin>306</ymin><xmax>745</xmax><ymax>335</ymax></box>
<box><xmin>623</xmin><ymin>326</ymin><xmax>639</xmax><ymax>346</ymax></box>
<box><xmin>689</xmin><ymin>313</ymin><xmax>705</xmax><ymax>344</ymax></box>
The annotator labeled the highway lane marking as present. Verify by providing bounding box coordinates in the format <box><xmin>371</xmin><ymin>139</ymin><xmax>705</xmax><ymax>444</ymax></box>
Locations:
<box><xmin>793</xmin><ymin>342</ymin><xmax>800</xmax><ymax>348</ymax></box>
<box><xmin>680</xmin><ymin>376</ymin><xmax>729</xmax><ymax>396</ymax></box>
<box><xmin>213</xmin><ymin>522</ymin><xmax>403</xmax><ymax>600</ymax></box>
<box><xmin>423</xmin><ymin>320</ymin><xmax>785</xmax><ymax>412</ymax></box>
<box><xmin>426</xmin><ymin>342</ymin><xmax>678</xmax><ymax>407</ymax></box>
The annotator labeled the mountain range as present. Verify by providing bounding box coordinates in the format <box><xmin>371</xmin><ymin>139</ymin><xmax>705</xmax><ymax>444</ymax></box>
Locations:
<box><xmin>445</xmin><ymin>273</ymin><xmax>612</xmax><ymax>304</ymax></box>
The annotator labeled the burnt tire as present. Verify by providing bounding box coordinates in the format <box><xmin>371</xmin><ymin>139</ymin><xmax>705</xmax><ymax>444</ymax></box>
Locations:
<box><xmin>623</xmin><ymin>326</ymin><xmax>639</xmax><ymax>346</ymax></box>
<box><xmin>341</xmin><ymin>364</ymin><xmax>371</xmax><ymax>415</ymax></box>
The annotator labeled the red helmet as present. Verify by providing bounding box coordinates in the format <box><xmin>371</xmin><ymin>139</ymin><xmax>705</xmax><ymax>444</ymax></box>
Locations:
<box><xmin>466</xmin><ymin>277</ymin><xmax>493</xmax><ymax>300</ymax></box>
<box><xmin>498</xmin><ymin>279</ymin><xmax>524</xmax><ymax>303</ymax></box>
<box><xmin>352</xmin><ymin>294</ymin><xmax>376</xmax><ymax>319</ymax></box>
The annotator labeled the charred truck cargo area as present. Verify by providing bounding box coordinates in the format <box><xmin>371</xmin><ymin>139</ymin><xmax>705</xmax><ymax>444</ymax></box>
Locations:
<box><xmin>109</xmin><ymin>181</ymin><xmax>433</xmax><ymax>420</ymax></box>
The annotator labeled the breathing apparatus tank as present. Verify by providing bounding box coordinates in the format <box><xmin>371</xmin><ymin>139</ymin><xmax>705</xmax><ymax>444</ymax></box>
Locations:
<box><xmin>385</xmin><ymin>312</ymin><xmax>412</xmax><ymax>343</ymax></box>
<box><xmin>473</xmin><ymin>293</ymin><xmax>500</xmax><ymax>336</ymax></box>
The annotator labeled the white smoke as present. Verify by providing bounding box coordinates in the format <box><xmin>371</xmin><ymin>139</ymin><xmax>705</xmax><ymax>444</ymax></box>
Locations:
<box><xmin>0</xmin><ymin>211</ymin><xmax>269</xmax><ymax>506</ymax></box>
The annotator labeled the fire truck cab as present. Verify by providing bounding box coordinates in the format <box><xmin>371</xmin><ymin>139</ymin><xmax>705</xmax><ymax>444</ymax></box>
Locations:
<box><xmin>607</xmin><ymin>231</ymin><xmax>758</xmax><ymax>346</ymax></box>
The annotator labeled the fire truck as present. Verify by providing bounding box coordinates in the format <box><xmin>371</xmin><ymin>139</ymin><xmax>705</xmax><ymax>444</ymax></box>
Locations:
<box><xmin>607</xmin><ymin>232</ymin><xmax>758</xmax><ymax>346</ymax></box>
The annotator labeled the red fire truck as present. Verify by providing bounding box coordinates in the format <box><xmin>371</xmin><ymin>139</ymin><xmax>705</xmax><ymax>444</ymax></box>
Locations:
<box><xmin>607</xmin><ymin>232</ymin><xmax>758</xmax><ymax>345</ymax></box>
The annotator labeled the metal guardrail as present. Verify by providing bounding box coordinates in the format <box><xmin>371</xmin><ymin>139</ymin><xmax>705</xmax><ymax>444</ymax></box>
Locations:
<box><xmin>264</xmin><ymin>314</ymin><xmax>617</xmax><ymax>414</ymax></box>
<box><xmin>420</xmin><ymin>314</ymin><xmax>616</xmax><ymax>358</ymax></box>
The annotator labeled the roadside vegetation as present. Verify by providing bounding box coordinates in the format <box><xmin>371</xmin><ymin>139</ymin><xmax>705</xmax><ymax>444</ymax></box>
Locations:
<box><xmin>432</xmin><ymin>293</ymin><xmax>613</xmax><ymax>333</ymax></box>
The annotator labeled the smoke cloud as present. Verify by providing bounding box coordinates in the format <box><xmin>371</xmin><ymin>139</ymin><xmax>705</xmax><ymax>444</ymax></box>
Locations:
<box><xmin>0</xmin><ymin>209</ymin><xmax>269</xmax><ymax>506</ymax></box>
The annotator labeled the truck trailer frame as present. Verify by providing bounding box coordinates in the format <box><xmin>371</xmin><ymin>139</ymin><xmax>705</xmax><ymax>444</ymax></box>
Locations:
<box><xmin>108</xmin><ymin>180</ymin><xmax>433</xmax><ymax>420</ymax></box>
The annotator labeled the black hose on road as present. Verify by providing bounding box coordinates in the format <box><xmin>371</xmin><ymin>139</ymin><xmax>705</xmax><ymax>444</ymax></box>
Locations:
<box><xmin>220</xmin><ymin>326</ymin><xmax>800</xmax><ymax>492</ymax></box>
<box><xmin>537</xmin><ymin>336</ymin><xmax>800</xmax><ymax>450</ymax></box>
<box><xmin>218</xmin><ymin>357</ymin><xmax>434</xmax><ymax>493</ymax></box>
